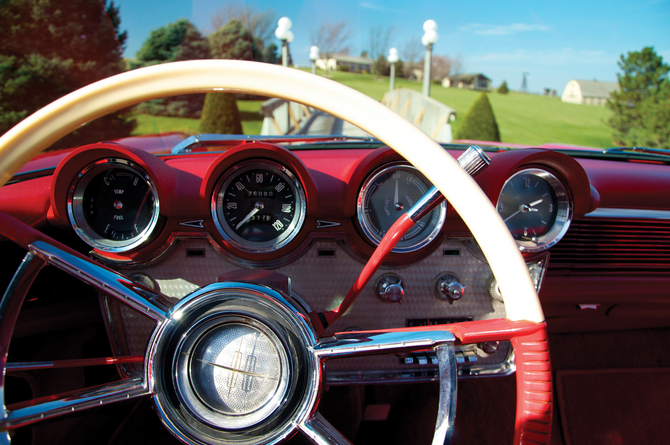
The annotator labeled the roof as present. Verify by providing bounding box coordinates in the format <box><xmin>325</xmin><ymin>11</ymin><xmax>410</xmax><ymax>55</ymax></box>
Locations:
<box><xmin>329</xmin><ymin>54</ymin><xmax>374</xmax><ymax>65</ymax></box>
<box><xmin>571</xmin><ymin>79</ymin><xmax>619</xmax><ymax>98</ymax></box>
<box><xmin>447</xmin><ymin>73</ymin><xmax>491</xmax><ymax>82</ymax></box>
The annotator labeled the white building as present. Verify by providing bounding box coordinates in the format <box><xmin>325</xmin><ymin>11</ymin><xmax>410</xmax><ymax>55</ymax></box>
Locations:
<box><xmin>315</xmin><ymin>54</ymin><xmax>374</xmax><ymax>72</ymax></box>
<box><xmin>561</xmin><ymin>79</ymin><xmax>619</xmax><ymax>106</ymax></box>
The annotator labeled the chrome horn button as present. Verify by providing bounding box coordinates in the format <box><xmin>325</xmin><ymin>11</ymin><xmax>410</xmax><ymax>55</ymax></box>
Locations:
<box><xmin>147</xmin><ymin>282</ymin><xmax>321</xmax><ymax>445</ymax></box>
<box><xmin>175</xmin><ymin>319</ymin><xmax>290</xmax><ymax>430</ymax></box>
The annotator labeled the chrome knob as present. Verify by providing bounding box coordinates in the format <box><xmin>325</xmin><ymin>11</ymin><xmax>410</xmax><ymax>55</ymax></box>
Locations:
<box><xmin>376</xmin><ymin>273</ymin><xmax>404</xmax><ymax>303</ymax></box>
<box><xmin>434</xmin><ymin>272</ymin><xmax>466</xmax><ymax>304</ymax></box>
<box><xmin>457</xmin><ymin>145</ymin><xmax>490</xmax><ymax>177</ymax></box>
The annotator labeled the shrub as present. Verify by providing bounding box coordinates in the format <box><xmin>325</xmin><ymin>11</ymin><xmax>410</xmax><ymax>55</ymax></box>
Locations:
<box><xmin>199</xmin><ymin>93</ymin><xmax>243</xmax><ymax>134</ymax></box>
<box><xmin>498</xmin><ymin>81</ymin><xmax>509</xmax><ymax>94</ymax></box>
<box><xmin>454</xmin><ymin>93</ymin><xmax>501</xmax><ymax>142</ymax></box>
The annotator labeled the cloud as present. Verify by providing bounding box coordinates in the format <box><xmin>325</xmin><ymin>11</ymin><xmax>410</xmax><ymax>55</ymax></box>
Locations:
<box><xmin>470</xmin><ymin>48</ymin><xmax>615</xmax><ymax>66</ymax></box>
<box><xmin>459</xmin><ymin>23</ymin><xmax>551</xmax><ymax>36</ymax></box>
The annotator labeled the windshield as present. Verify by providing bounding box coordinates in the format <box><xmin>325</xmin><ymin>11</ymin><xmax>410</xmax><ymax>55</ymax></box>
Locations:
<box><xmin>1</xmin><ymin>0</ymin><xmax>668</xmax><ymax>155</ymax></box>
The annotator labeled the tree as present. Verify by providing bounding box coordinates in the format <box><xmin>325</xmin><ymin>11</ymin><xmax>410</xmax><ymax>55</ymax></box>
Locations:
<box><xmin>311</xmin><ymin>21</ymin><xmax>350</xmax><ymax>72</ymax></box>
<box><xmin>132</xmin><ymin>19</ymin><xmax>210</xmax><ymax>117</ymax></box>
<box><xmin>498</xmin><ymin>81</ymin><xmax>510</xmax><ymax>94</ymax></box>
<box><xmin>134</xmin><ymin>19</ymin><xmax>210</xmax><ymax>66</ymax></box>
<box><xmin>209</xmin><ymin>19</ymin><xmax>262</xmax><ymax>61</ymax></box>
<box><xmin>607</xmin><ymin>47</ymin><xmax>670</xmax><ymax>149</ymax></box>
<box><xmin>400</xmin><ymin>36</ymin><xmax>423</xmax><ymax>78</ymax></box>
<box><xmin>375</xmin><ymin>55</ymin><xmax>390</xmax><ymax>76</ymax></box>
<box><xmin>199</xmin><ymin>93</ymin><xmax>243</xmax><ymax>134</ymax></box>
<box><xmin>454</xmin><ymin>93</ymin><xmax>501</xmax><ymax>142</ymax></box>
<box><xmin>369</xmin><ymin>25</ymin><xmax>393</xmax><ymax>61</ymax></box>
<box><xmin>210</xmin><ymin>3</ymin><xmax>275</xmax><ymax>47</ymax></box>
<box><xmin>0</xmin><ymin>0</ymin><xmax>134</xmax><ymax>149</ymax></box>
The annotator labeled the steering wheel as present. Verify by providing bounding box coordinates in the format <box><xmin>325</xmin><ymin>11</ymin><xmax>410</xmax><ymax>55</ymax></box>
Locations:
<box><xmin>0</xmin><ymin>60</ymin><xmax>551</xmax><ymax>445</ymax></box>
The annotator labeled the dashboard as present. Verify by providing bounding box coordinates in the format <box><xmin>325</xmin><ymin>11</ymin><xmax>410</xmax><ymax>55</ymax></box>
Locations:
<box><xmin>9</xmin><ymin>139</ymin><xmax>670</xmax><ymax>384</ymax></box>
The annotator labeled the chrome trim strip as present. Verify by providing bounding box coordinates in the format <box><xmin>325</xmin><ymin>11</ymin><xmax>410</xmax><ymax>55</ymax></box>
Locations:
<box><xmin>1</xmin><ymin>252</ymin><xmax>46</xmax><ymax>426</ymax></box>
<box><xmin>434</xmin><ymin>343</ymin><xmax>457</xmax><ymax>445</ymax></box>
<box><xmin>300</xmin><ymin>412</ymin><xmax>353</xmax><ymax>445</ymax></box>
<box><xmin>313</xmin><ymin>330</ymin><xmax>455</xmax><ymax>359</ymax></box>
<box><xmin>29</xmin><ymin>241</ymin><xmax>170</xmax><ymax>321</ymax></box>
<box><xmin>585</xmin><ymin>208</ymin><xmax>670</xmax><ymax>220</ymax></box>
<box><xmin>1</xmin><ymin>378</ymin><xmax>149</xmax><ymax>430</ymax></box>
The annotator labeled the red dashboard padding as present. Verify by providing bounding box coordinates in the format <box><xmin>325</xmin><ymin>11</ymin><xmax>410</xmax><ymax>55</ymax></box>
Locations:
<box><xmin>511</xmin><ymin>324</ymin><xmax>552</xmax><ymax>445</ymax></box>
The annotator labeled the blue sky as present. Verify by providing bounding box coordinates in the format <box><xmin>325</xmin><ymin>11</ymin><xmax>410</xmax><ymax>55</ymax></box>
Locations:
<box><xmin>114</xmin><ymin>0</ymin><xmax>670</xmax><ymax>94</ymax></box>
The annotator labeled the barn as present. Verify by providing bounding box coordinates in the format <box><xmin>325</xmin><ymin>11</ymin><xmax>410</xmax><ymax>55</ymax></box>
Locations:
<box><xmin>561</xmin><ymin>79</ymin><xmax>619</xmax><ymax>105</ymax></box>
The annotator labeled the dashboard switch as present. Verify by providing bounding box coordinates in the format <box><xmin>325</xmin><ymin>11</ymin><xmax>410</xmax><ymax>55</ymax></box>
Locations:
<box><xmin>434</xmin><ymin>273</ymin><xmax>466</xmax><ymax>304</ymax></box>
<box><xmin>376</xmin><ymin>273</ymin><xmax>404</xmax><ymax>303</ymax></box>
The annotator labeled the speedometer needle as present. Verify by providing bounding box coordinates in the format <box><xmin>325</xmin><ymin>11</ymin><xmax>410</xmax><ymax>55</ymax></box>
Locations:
<box><xmin>236</xmin><ymin>202</ymin><xmax>264</xmax><ymax>230</ymax></box>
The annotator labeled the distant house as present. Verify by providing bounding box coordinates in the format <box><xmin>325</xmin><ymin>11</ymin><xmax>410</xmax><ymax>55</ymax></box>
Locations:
<box><xmin>561</xmin><ymin>79</ymin><xmax>619</xmax><ymax>106</ymax></box>
<box><xmin>315</xmin><ymin>54</ymin><xmax>374</xmax><ymax>72</ymax></box>
<box><xmin>442</xmin><ymin>74</ymin><xmax>491</xmax><ymax>91</ymax></box>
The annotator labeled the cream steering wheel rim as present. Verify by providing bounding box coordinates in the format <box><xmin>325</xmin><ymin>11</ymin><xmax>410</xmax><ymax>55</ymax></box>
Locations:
<box><xmin>0</xmin><ymin>59</ymin><xmax>543</xmax><ymax>323</ymax></box>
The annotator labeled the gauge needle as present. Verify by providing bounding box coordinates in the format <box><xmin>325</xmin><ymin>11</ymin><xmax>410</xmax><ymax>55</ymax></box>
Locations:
<box><xmin>236</xmin><ymin>202</ymin><xmax>264</xmax><ymax>230</ymax></box>
<box><xmin>528</xmin><ymin>199</ymin><xmax>543</xmax><ymax>207</ymax></box>
<box><xmin>394</xmin><ymin>179</ymin><xmax>399</xmax><ymax>205</ymax></box>
<box><xmin>504</xmin><ymin>199</ymin><xmax>542</xmax><ymax>222</ymax></box>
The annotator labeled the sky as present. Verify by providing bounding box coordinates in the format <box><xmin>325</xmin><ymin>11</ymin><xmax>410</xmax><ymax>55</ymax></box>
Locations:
<box><xmin>114</xmin><ymin>0</ymin><xmax>670</xmax><ymax>95</ymax></box>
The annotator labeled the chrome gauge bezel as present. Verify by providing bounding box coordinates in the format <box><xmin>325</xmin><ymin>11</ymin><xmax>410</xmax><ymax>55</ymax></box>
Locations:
<box><xmin>67</xmin><ymin>158</ymin><xmax>160</xmax><ymax>252</ymax></box>
<box><xmin>496</xmin><ymin>168</ymin><xmax>572</xmax><ymax>252</ymax></box>
<box><xmin>357</xmin><ymin>163</ymin><xmax>447</xmax><ymax>253</ymax></box>
<box><xmin>212</xmin><ymin>160</ymin><xmax>307</xmax><ymax>253</ymax></box>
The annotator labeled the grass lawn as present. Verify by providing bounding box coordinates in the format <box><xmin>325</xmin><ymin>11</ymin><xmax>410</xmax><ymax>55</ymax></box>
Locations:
<box><xmin>320</xmin><ymin>69</ymin><xmax>614</xmax><ymax>148</ymax></box>
<box><xmin>132</xmin><ymin>71</ymin><xmax>614</xmax><ymax>149</ymax></box>
<box><xmin>132</xmin><ymin>100</ymin><xmax>263</xmax><ymax>137</ymax></box>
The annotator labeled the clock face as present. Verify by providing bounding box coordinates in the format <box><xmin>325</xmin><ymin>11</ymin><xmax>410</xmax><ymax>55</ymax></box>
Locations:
<box><xmin>496</xmin><ymin>168</ymin><xmax>572</xmax><ymax>252</ymax></box>
<box><xmin>212</xmin><ymin>161</ymin><xmax>306</xmax><ymax>252</ymax></box>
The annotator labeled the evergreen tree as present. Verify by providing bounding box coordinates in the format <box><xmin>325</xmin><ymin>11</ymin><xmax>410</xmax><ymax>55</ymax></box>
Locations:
<box><xmin>454</xmin><ymin>93</ymin><xmax>501</xmax><ymax>142</ymax></box>
<box><xmin>498</xmin><ymin>81</ymin><xmax>509</xmax><ymax>94</ymax></box>
<box><xmin>132</xmin><ymin>19</ymin><xmax>210</xmax><ymax>117</ymax></box>
<box><xmin>199</xmin><ymin>93</ymin><xmax>243</xmax><ymax>134</ymax></box>
<box><xmin>0</xmin><ymin>0</ymin><xmax>134</xmax><ymax>149</ymax></box>
<box><xmin>209</xmin><ymin>19</ymin><xmax>262</xmax><ymax>61</ymax></box>
<box><xmin>607</xmin><ymin>47</ymin><xmax>670</xmax><ymax>149</ymax></box>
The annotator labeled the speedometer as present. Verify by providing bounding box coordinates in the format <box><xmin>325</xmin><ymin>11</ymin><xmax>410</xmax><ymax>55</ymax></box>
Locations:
<box><xmin>212</xmin><ymin>160</ymin><xmax>306</xmax><ymax>253</ymax></box>
<box><xmin>67</xmin><ymin>159</ymin><xmax>160</xmax><ymax>252</ymax></box>
<box><xmin>357</xmin><ymin>163</ymin><xmax>446</xmax><ymax>253</ymax></box>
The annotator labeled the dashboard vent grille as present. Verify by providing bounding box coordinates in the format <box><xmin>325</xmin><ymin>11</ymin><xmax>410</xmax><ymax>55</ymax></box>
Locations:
<box><xmin>550</xmin><ymin>218</ymin><xmax>670</xmax><ymax>273</ymax></box>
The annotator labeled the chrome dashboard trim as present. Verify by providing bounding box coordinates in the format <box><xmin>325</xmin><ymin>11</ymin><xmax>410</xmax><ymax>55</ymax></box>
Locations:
<box><xmin>585</xmin><ymin>208</ymin><xmax>670</xmax><ymax>220</ymax></box>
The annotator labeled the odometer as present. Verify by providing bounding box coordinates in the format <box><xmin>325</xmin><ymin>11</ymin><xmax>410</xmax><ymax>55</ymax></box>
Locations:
<box><xmin>212</xmin><ymin>160</ymin><xmax>306</xmax><ymax>252</ymax></box>
<box><xmin>68</xmin><ymin>159</ymin><xmax>160</xmax><ymax>252</ymax></box>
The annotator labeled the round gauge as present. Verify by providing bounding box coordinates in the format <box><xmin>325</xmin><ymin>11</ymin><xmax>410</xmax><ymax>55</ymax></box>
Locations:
<box><xmin>212</xmin><ymin>160</ymin><xmax>306</xmax><ymax>253</ymax></box>
<box><xmin>357</xmin><ymin>163</ymin><xmax>446</xmax><ymax>253</ymax></box>
<box><xmin>68</xmin><ymin>159</ymin><xmax>160</xmax><ymax>252</ymax></box>
<box><xmin>496</xmin><ymin>168</ymin><xmax>572</xmax><ymax>252</ymax></box>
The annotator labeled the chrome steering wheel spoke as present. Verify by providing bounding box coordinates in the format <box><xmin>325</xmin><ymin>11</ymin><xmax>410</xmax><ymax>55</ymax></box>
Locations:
<box><xmin>310</xmin><ymin>329</ymin><xmax>458</xmax><ymax>445</ymax></box>
<box><xmin>0</xmin><ymin>212</ymin><xmax>172</xmax><ymax>434</ymax></box>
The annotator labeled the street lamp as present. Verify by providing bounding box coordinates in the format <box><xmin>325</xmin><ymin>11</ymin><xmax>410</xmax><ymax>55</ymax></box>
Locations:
<box><xmin>421</xmin><ymin>19</ymin><xmax>438</xmax><ymax>97</ymax></box>
<box><xmin>309</xmin><ymin>46</ymin><xmax>319</xmax><ymax>74</ymax></box>
<box><xmin>388</xmin><ymin>47</ymin><xmax>399</xmax><ymax>91</ymax></box>
<box><xmin>275</xmin><ymin>17</ymin><xmax>294</xmax><ymax>67</ymax></box>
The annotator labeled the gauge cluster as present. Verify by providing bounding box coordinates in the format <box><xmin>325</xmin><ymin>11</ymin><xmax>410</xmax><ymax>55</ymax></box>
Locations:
<box><xmin>48</xmin><ymin>143</ymin><xmax>590</xmax><ymax>267</ymax></box>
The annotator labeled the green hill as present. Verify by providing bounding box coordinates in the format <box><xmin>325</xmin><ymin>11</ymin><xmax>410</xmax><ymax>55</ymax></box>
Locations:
<box><xmin>325</xmin><ymin>70</ymin><xmax>614</xmax><ymax>148</ymax></box>
<box><xmin>133</xmin><ymin>69</ymin><xmax>615</xmax><ymax>149</ymax></box>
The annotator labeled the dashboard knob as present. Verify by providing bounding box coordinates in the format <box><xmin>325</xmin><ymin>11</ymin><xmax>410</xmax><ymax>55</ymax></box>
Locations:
<box><xmin>376</xmin><ymin>273</ymin><xmax>404</xmax><ymax>303</ymax></box>
<box><xmin>457</xmin><ymin>145</ymin><xmax>490</xmax><ymax>177</ymax></box>
<box><xmin>434</xmin><ymin>272</ymin><xmax>466</xmax><ymax>304</ymax></box>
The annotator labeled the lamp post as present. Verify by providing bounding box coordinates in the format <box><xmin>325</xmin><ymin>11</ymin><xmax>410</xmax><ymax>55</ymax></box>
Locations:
<box><xmin>310</xmin><ymin>46</ymin><xmax>319</xmax><ymax>74</ymax></box>
<box><xmin>275</xmin><ymin>17</ymin><xmax>294</xmax><ymax>67</ymax></box>
<box><xmin>388</xmin><ymin>47</ymin><xmax>399</xmax><ymax>91</ymax></box>
<box><xmin>421</xmin><ymin>19</ymin><xmax>438</xmax><ymax>97</ymax></box>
